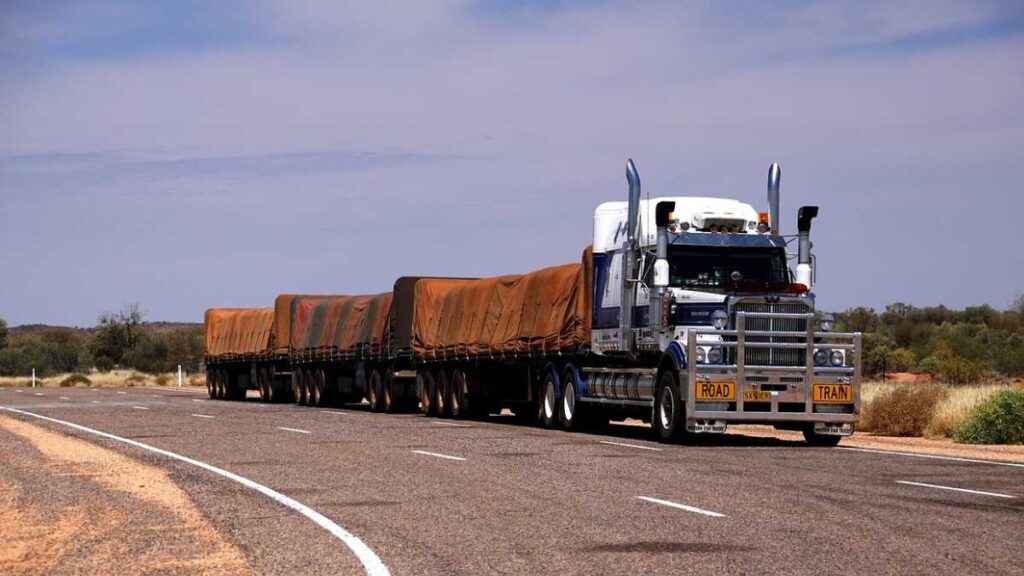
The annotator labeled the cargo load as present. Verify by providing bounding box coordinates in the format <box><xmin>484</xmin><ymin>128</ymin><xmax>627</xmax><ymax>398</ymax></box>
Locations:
<box><xmin>289</xmin><ymin>293</ymin><xmax>393</xmax><ymax>359</ymax></box>
<box><xmin>403</xmin><ymin>248</ymin><xmax>593</xmax><ymax>359</ymax></box>
<box><xmin>204</xmin><ymin>308</ymin><xmax>274</xmax><ymax>359</ymax></box>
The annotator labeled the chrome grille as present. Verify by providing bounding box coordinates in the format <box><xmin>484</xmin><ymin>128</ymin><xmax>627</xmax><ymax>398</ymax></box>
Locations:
<box><xmin>731</xmin><ymin>300</ymin><xmax>810</xmax><ymax>367</ymax></box>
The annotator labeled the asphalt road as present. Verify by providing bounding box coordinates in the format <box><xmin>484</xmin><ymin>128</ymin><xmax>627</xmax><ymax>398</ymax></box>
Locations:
<box><xmin>2</xmin><ymin>386</ymin><xmax>1022</xmax><ymax>575</ymax></box>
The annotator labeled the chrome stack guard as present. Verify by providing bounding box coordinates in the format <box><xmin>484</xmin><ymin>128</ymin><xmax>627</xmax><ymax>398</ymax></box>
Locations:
<box><xmin>685</xmin><ymin>311</ymin><xmax>861</xmax><ymax>427</ymax></box>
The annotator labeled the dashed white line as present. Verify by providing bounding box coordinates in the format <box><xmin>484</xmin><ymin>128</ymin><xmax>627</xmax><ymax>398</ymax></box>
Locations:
<box><xmin>132</xmin><ymin>406</ymin><xmax>150</xmax><ymax>411</ymax></box>
<box><xmin>431</xmin><ymin>421</ymin><xmax>472</xmax><ymax>428</ymax></box>
<box><xmin>34</xmin><ymin>392</ymin><xmax>44</xmax><ymax>396</ymax></box>
<box><xmin>91</xmin><ymin>400</ymin><xmax>100</xmax><ymax>404</ymax></box>
<box><xmin>599</xmin><ymin>440</ymin><xmax>662</xmax><ymax>452</ymax></box>
<box><xmin>192</xmin><ymin>399</ymin><xmax>205</xmax><ymax>402</ymax></box>
<box><xmin>322</xmin><ymin>410</ymin><xmax>347</xmax><ymax>415</ymax></box>
<box><xmin>896</xmin><ymin>481</ymin><xmax>1015</xmax><ymax>499</ymax></box>
<box><xmin>60</xmin><ymin>396</ymin><xmax>70</xmax><ymax>400</ymax></box>
<box><xmin>278</xmin><ymin>426</ymin><xmax>311</xmax><ymax>434</ymax></box>
<box><xmin>191</xmin><ymin>413</ymin><xmax>215</xmax><ymax>419</ymax></box>
<box><xmin>0</xmin><ymin>406</ymin><xmax>390</xmax><ymax>576</ymax></box>
<box><xmin>412</xmin><ymin>450</ymin><xmax>466</xmax><ymax>461</ymax></box>
<box><xmin>637</xmin><ymin>496</ymin><xmax>726</xmax><ymax>517</ymax></box>
<box><xmin>841</xmin><ymin>447</ymin><xmax>1024</xmax><ymax>469</ymax></box>
<box><xmin>117</xmin><ymin>391</ymin><xmax>127</xmax><ymax>395</ymax></box>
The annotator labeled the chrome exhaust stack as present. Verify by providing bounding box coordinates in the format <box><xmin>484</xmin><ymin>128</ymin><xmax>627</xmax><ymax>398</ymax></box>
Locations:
<box><xmin>795</xmin><ymin>205</ymin><xmax>819</xmax><ymax>287</ymax></box>
<box><xmin>767</xmin><ymin>162</ymin><xmax>781</xmax><ymax>235</ymax></box>
<box><xmin>620</xmin><ymin>159</ymin><xmax>642</xmax><ymax>356</ymax></box>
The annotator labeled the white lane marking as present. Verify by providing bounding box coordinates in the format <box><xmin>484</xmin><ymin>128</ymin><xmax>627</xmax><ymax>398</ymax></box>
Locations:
<box><xmin>0</xmin><ymin>406</ymin><xmax>389</xmax><ymax>576</ymax></box>
<box><xmin>412</xmin><ymin>450</ymin><xmax>466</xmax><ymax>461</ymax></box>
<box><xmin>132</xmin><ymin>406</ymin><xmax>149</xmax><ymax>411</ymax></box>
<box><xmin>322</xmin><ymin>410</ymin><xmax>347</xmax><ymax>415</ymax></box>
<box><xmin>191</xmin><ymin>413</ymin><xmax>215</xmax><ymax>419</ymax></box>
<box><xmin>192</xmin><ymin>399</ymin><xmax>205</xmax><ymax>402</ymax></box>
<box><xmin>431</xmin><ymin>421</ymin><xmax>472</xmax><ymax>428</ymax></box>
<box><xmin>34</xmin><ymin>392</ymin><xmax>44</xmax><ymax>396</ymax></box>
<box><xmin>91</xmin><ymin>400</ymin><xmax>100</xmax><ymax>404</ymax></box>
<box><xmin>278</xmin><ymin>426</ymin><xmax>311</xmax><ymax>434</ymax></box>
<box><xmin>599</xmin><ymin>440</ymin><xmax>662</xmax><ymax>452</ymax></box>
<box><xmin>637</xmin><ymin>496</ymin><xmax>726</xmax><ymax>518</ymax></box>
<box><xmin>897</xmin><ymin>481</ymin><xmax>1015</xmax><ymax>499</ymax></box>
<box><xmin>15</xmin><ymin>390</ymin><xmax>23</xmax><ymax>393</ymax></box>
<box><xmin>117</xmin><ymin>391</ymin><xmax>127</xmax><ymax>395</ymax></box>
<box><xmin>841</xmin><ymin>447</ymin><xmax>1024</xmax><ymax>469</ymax></box>
<box><xmin>60</xmin><ymin>396</ymin><xmax>70</xmax><ymax>400</ymax></box>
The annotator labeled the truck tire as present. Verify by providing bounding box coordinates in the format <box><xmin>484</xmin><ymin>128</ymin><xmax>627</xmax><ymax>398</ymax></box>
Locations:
<box><xmin>206</xmin><ymin>370</ymin><xmax>215</xmax><ymax>399</ymax></box>
<box><xmin>293</xmin><ymin>369</ymin><xmax>307</xmax><ymax>406</ymax></box>
<box><xmin>417</xmin><ymin>371</ymin><xmax>434</xmax><ymax>416</ymax></box>
<box><xmin>538</xmin><ymin>369</ymin><xmax>558</xmax><ymax>428</ymax></box>
<box><xmin>383</xmin><ymin>372</ymin><xmax>396</xmax><ymax>412</ymax></box>
<box><xmin>308</xmin><ymin>369</ymin><xmax>321</xmax><ymax>407</ymax></box>
<box><xmin>435</xmin><ymin>368</ymin><xmax>450</xmax><ymax>418</ymax></box>
<box><xmin>449</xmin><ymin>368</ymin><xmax>467</xmax><ymax>419</ymax></box>
<box><xmin>803</xmin><ymin>427</ymin><xmax>842</xmax><ymax>447</ymax></box>
<box><xmin>215</xmin><ymin>370</ymin><xmax>226</xmax><ymax>400</ymax></box>
<box><xmin>368</xmin><ymin>369</ymin><xmax>383</xmax><ymax>412</ymax></box>
<box><xmin>559</xmin><ymin>368</ymin><xmax>580</xmax><ymax>430</ymax></box>
<box><xmin>653</xmin><ymin>369</ymin><xmax>684</xmax><ymax>441</ymax></box>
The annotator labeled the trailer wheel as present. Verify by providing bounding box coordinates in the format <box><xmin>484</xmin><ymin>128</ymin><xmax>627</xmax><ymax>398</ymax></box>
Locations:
<box><xmin>449</xmin><ymin>369</ymin><xmax>467</xmax><ymax>419</ymax></box>
<box><xmin>653</xmin><ymin>369</ymin><xmax>683</xmax><ymax>441</ymax></box>
<box><xmin>538</xmin><ymin>370</ymin><xmax>558</xmax><ymax>428</ymax></box>
<box><xmin>293</xmin><ymin>369</ymin><xmax>307</xmax><ymax>406</ymax></box>
<box><xmin>434</xmin><ymin>368</ymin><xmax>450</xmax><ymax>418</ymax></box>
<box><xmin>383</xmin><ymin>372</ymin><xmax>398</xmax><ymax>413</ymax></box>
<box><xmin>559</xmin><ymin>368</ymin><xmax>580</xmax><ymax>430</ymax></box>
<box><xmin>206</xmin><ymin>370</ymin><xmax>215</xmax><ymax>399</ymax></box>
<box><xmin>368</xmin><ymin>369</ymin><xmax>384</xmax><ymax>412</ymax></box>
<box><xmin>417</xmin><ymin>371</ymin><xmax>435</xmax><ymax>416</ymax></box>
<box><xmin>308</xmin><ymin>369</ymin><xmax>321</xmax><ymax>406</ymax></box>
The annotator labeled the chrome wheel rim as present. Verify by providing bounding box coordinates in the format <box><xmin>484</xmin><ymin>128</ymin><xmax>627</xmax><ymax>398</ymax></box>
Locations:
<box><xmin>563</xmin><ymin>382</ymin><xmax>575</xmax><ymax>422</ymax></box>
<box><xmin>659</xmin><ymin>387</ymin><xmax>675</xmax><ymax>430</ymax></box>
<box><xmin>544</xmin><ymin>379</ymin><xmax>555</xmax><ymax>419</ymax></box>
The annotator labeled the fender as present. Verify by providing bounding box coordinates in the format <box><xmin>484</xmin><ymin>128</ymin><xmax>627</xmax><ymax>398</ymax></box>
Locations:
<box><xmin>561</xmin><ymin>362</ymin><xmax>586</xmax><ymax>399</ymax></box>
<box><xmin>665</xmin><ymin>340</ymin><xmax>687</xmax><ymax>371</ymax></box>
<box><xmin>542</xmin><ymin>362</ymin><xmax>562</xmax><ymax>401</ymax></box>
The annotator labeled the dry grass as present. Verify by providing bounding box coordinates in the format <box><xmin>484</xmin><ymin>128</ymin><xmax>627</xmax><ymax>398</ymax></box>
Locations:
<box><xmin>860</xmin><ymin>382</ymin><xmax>947</xmax><ymax>436</ymax></box>
<box><xmin>0</xmin><ymin>370</ymin><xmax>205</xmax><ymax>389</ymax></box>
<box><xmin>925</xmin><ymin>384</ymin><xmax>1010</xmax><ymax>438</ymax></box>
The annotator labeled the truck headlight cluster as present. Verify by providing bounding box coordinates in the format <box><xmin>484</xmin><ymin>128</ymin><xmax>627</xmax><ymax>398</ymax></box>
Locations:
<box><xmin>711</xmin><ymin>310</ymin><xmax>728</xmax><ymax>330</ymax></box>
<box><xmin>813</xmin><ymin>348</ymin><xmax>846</xmax><ymax>367</ymax></box>
<box><xmin>696</xmin><ymin>346</ymin><xmax>723</xmax><ymax>365</ymax></box>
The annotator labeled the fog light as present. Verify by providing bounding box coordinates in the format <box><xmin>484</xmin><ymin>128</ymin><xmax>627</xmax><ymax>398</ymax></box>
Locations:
<box><xmin>830</xmin><ymin>349</ymin><xmax>845</xmax><ymax>367</ymax></box>
<box><xmin>813</xmin><ymin>349</ymin><xmax>829</xmax><ymax>366</ymax></box>
<box><xmin>696</xmin><ymin>347</ymin><xmax>707</xmax><ymax>364</ymax></box>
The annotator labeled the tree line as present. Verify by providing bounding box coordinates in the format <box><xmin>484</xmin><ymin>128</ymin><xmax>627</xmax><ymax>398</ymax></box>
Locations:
<box><xmin>835</xmin><ymin>296</ymin><xmax>1024</xmax><ymax>383</ymax></box>
<box><xmin>0</xmin><ymin>305</ymin><xmax>203</xmax><ymax>377</ymax></box>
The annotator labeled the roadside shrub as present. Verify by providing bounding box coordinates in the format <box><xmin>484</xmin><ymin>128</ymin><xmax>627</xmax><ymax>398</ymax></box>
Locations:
<box><xmin>955</xmin><ymin>389</ymin><xmax>1024</xmax><ymax>444</ymax></box>
<box><xmin>925</xmin><ymin>385</ymin><xmax>1007</xmax><ymax>438</ymax></box>
<box><xmin>860</xmin><ymin>383</ymin><xmax>947</xmax><ymax>436</ymax></box>
<box><xmin>154</xmin><ymin>374</ymin><xmax>172</xmax><ymax>386</ymax></box>
<box><xmin>124</xmin><ymin>372</ymin><xmax>147</xmax><ymax>387</ymax></box>
<box><xmin>59</xmin><ymin>374</ymin><xmax>92</xmax><ymax>387</ymax></box>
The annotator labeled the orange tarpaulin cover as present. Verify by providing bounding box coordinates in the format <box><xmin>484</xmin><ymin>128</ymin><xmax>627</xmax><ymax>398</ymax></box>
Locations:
<box><xmin>204</xmin><ymin>308</ymin><xmax>273</xmax><ymax>358</ymax></box>
<box><xmin>409</xmin><ymin>247</ymin><xmax>592</xmax><ymax>358</ymax></box>
<box><xmin>289</xmin><ymin>293</ymin><xmax>393</xmax><ymax>357</ymax></box>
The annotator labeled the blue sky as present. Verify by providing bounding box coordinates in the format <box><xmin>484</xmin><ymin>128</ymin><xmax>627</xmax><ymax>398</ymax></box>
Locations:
<box><xmin>2</xmin><ymin>1</ymin><xmax>1023</xmax><ymax>326</ymax></box>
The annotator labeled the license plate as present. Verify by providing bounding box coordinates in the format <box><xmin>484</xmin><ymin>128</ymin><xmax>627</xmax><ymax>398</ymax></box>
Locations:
<box><xmin>813</xmin><ymin>384</ymin><xmax>853</xmax><ymax>404</ymax></box>
<box><xmin>696</xmin><ymin>380</ymin><xmax>735</xmax><ymax>401</ymax></box>
<box><xmin>743</xmin><ymin>390</ymin><xmax>771</xmax><ymax>402</ymax></box>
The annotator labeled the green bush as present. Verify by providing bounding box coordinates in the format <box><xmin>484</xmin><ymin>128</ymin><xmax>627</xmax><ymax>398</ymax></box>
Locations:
<box><xmin>861</xmin><ymin>383</ymin><xmax>948</xmax><ymax>436</ymax></box>
<box><xmin>60</xmin><ymin>374</ymin><xmax>92</xmax><ymax>387</ymax></box>
<box><xmin>955</xmin><ymin>389</ymin><xmax>1024</xmax><ymax>444</ymax></box>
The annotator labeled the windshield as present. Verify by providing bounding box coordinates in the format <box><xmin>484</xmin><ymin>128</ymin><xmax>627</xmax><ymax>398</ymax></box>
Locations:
<box><xmin>667</xmin><ymin>246</ymin><xmax>789</xmax><ymax>290</ymax></box>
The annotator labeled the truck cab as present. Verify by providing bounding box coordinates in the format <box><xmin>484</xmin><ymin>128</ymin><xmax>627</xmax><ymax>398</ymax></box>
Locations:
<box><xmin>584</xmin><ymin>161</ymin><xmax>860</xmax><ymax>445</ymax></box>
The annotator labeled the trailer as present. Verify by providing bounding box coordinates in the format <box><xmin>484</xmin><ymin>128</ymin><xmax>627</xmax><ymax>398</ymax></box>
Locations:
<box><xmin>205</xmin><ymin>160</ymin><xmax>861</xmax><ymax>445</ymax></box>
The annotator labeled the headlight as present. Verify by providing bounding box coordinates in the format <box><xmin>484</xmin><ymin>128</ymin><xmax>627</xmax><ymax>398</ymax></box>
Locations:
<box><xmin>696</xmin><ymin>347</ymin><xmax>707</xmax><ymax>364</ymax></box>
<box><xmin>830</xmin><ymin>349</ymin><xmax>845</xmax><ymax>367</ymax></box>
<box><xmin>813</xmin><ymin>348</ymin><xmax>829</xmax><ymax>366</ymax></box>
<box><xmin>820</xmin><ymin>314</ymin><xmax>834</xmax><ymax>332</ymax></box>
<box><xmin>711</xmin><ymin>309</ymin><xmax>728</xmax><ymax>330</ymax></box>
<box><xmin>708</xmin><ymin>346</ymin><xmax>722</xmax><ymax>364</ymax></box>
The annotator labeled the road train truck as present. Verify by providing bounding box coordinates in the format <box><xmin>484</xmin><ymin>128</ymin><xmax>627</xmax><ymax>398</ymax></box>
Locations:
<box><xmin>204</xmin><ymin>160</ymin><xmax>861</xmax><ymax>445</ymax></box>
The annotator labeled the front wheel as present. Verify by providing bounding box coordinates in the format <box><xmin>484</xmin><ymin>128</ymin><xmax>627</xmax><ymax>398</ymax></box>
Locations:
<box><xmin>653</xmin><ymin>369</ymin><xmax>684</xmax><ymax>441</ymax></box>
<box><xmin>803</xmin><ymin>427</ymin><xmax>843</xmax><ymax>447</ymax></box>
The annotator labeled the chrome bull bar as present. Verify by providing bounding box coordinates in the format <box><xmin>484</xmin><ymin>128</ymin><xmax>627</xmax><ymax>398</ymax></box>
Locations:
<box><xmin>685</xmin><ymin>311</ymin><xmax>862</xmax><ymax>428</ymax></box>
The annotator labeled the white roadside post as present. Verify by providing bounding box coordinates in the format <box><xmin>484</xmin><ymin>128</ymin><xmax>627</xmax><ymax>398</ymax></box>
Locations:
<box><xmin>177</xmin><ymin>365</ymin><xmax>183</xmax><ymax>388</ymax></box>
<box><xmin>32</xmin><ymin>368</ymin><xmax>36</xmax><ymax>388</ymax></box>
